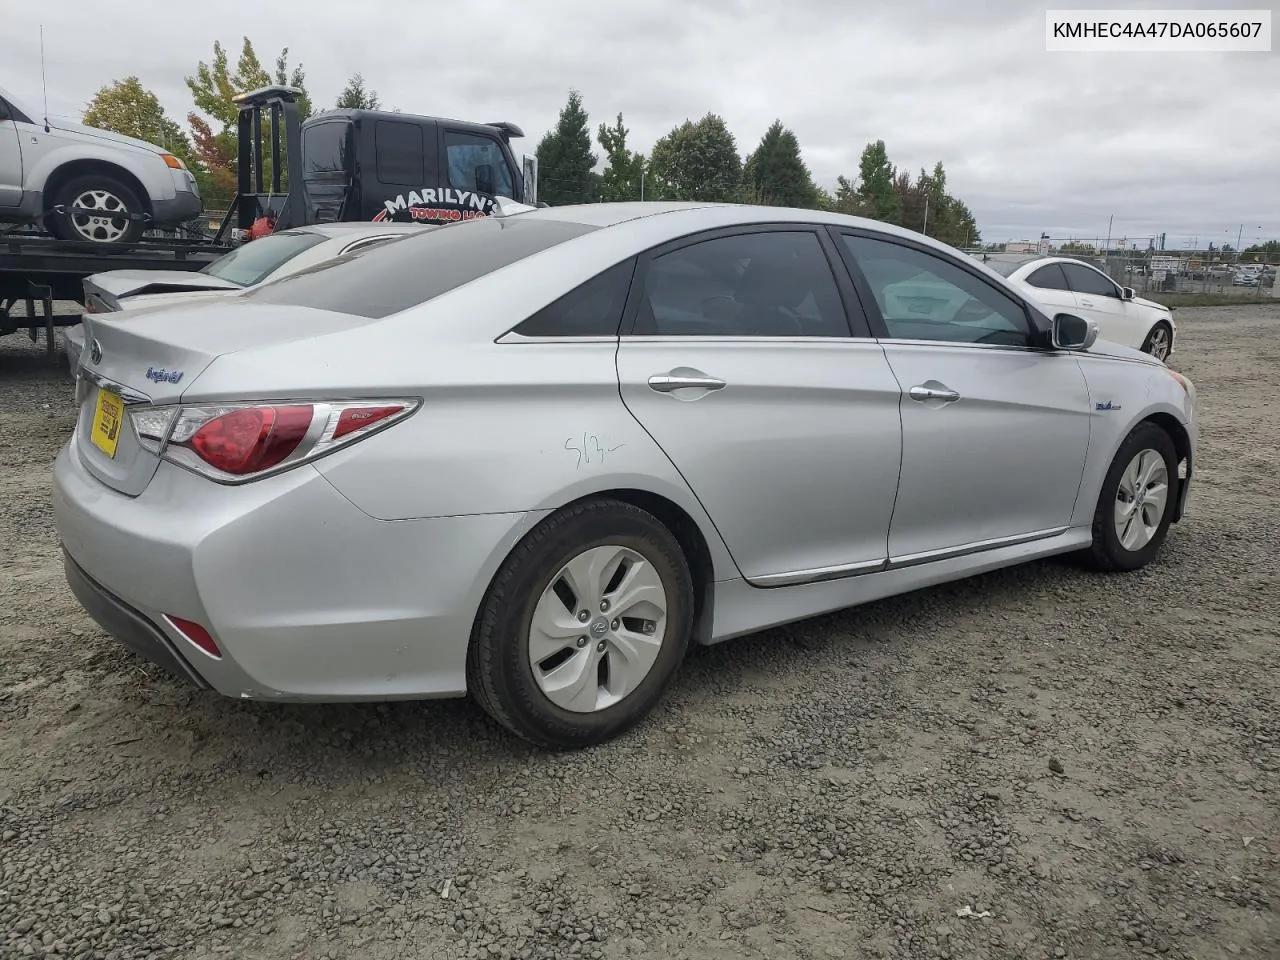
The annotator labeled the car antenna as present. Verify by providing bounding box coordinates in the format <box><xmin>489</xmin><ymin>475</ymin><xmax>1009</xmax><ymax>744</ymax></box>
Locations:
<box><xmin>39</xmin><ymin>23</ymin><xmax>51</xmax><ymax>133</ymax></box>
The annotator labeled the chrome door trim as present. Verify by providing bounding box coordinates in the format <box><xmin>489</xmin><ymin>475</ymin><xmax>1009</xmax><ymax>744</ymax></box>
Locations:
<box><xmin>748</xmin><ymin>557</ymin><xmax>887</xmax><ymax>588</ymax></box>
<box><xmin>887</xmin><ymin>526</ymin><xmax>1068</xmax><ymax>570</ymax></box>
<box><xmin>648</xmin><ymin>373</ymin><xmax>726</xmax><ymax>393</ymax></box>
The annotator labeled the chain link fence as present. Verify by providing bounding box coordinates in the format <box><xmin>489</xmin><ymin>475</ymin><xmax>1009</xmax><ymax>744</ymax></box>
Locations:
<box><xmin>964</xmin><ymin>241</ymin><xmax>1276</xmax><ymax>299</ymax></box>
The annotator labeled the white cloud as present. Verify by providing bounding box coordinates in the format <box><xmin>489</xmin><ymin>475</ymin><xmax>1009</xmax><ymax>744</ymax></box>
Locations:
<box><xmin>5</xmin><ymin>0</ymin><xmax>1277</xmax><ymax>244</ymax></box>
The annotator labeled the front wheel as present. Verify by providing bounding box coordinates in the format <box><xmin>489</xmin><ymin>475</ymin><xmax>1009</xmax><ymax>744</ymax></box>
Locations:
<box><xmin>47</xmin><ymin>174</ymin><xmax>146</xmax><ymax>244</ymax></box>
<box><xmin>1083</xmin><ymin>422</ymin><xmax>1179</xmax><ymax>572</ymax></box>
<box><xmin>1140</xmin><ymin>322</ymin><xmax>1173</xmax><ymax>361</ymax></box>
<box><xmin>467</xmin><ymin>498</ymin><xmax>694</xmax><ymax>749</ymax></box>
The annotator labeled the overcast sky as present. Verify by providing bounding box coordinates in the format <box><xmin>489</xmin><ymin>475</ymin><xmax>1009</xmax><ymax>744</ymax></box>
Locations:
<box><xmin>5</xmin><ymin>0</ymin><xmax>1277</xmax><ymax>247</ymax></box>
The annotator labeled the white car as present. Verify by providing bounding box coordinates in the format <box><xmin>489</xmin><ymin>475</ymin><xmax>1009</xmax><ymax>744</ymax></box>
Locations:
<box><xmin>0</xmin><ymin>83</ymin><xmax>202</xmax><ymax>243</ymax></box>
<box><xmin>975</xmin><ymin>254</ymin><xmax>1176</xmax><ymax>361</ymax></box>
<box><xmin>65</xmin><ymin>223</ymin><xmax>428</xmax><ymax>374</ymax></box>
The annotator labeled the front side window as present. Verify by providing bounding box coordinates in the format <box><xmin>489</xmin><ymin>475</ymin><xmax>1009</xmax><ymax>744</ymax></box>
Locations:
<box><xmin>444</xmin><ymin>131</ymin><xmax>514</xmax><ymax>198</ymax></box>
<box><xmin>632</xmin><ymin>231</ymin><xmax>850</xmax><ymax>337</ymax></box>
<box><xmin>199</xmin><ymin>230</ymin><xmax>329</xmax><ymax>287</ymax></box>
<box><xmin>840</xmin><ymin>234</ymin><xmax>1032</xmax><ymax>347</ymax></box>
<box><xmin>1062</xmin><ymin>262</ymin><xmax>1120</xmax><ymax>298</ymax></box>
<box><xmin>1027</xmin><ymin>263</ymin><xmax>1070</xmax><ymax>290</ymax></box>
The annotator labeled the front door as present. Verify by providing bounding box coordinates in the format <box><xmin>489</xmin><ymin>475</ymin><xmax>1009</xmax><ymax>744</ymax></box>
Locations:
<box><xmin>615</xmin><ymin>226</ymin><xmax>903</xmax><ymax>585</ymax></box>
<box><xmin>1061</xmin><ymin>261</ymin><xmax>1140</xmax><ymax>348</ymax></box>
<box><xmin>0</xmin><ymin>103</ymin><xmax>23</xmax><ymax>211</ymax></box>
<box><xmin>833</xmin><ymin>230</ymin><xmax>1092</xmax><ymax>564</ymax></box>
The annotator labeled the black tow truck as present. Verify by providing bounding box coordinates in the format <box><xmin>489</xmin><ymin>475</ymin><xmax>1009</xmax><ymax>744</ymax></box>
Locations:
<box><xmin>0</xmin><ymin>85</ymin><xmax>538</xmax><ymax>353</ymax></box>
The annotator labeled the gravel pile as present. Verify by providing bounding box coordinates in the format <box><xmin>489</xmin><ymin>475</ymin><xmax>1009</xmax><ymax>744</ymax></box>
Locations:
<box><xmin>1</xmin><ymin>309</ymin><xmax>1277</xmax><ymax>959</ymax></box>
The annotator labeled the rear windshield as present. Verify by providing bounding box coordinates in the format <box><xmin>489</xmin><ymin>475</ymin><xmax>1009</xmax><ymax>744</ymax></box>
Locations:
<box><xmin>973</xmin><ymin>255</ymin><xmax>1037</xmax><ymax>278</ymax></box>
<box><xmin>244</xmin><ymin>216</ymin><xmax>599</xmax><ymax>318</ymax></box>
<box><xmin>200</xmin><ymin>231</ymin><xmax>329</xmax><ymax>287</ymax></box>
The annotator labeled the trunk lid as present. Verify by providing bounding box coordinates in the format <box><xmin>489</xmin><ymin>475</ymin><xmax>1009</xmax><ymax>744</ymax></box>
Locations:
<box><xmin>84</xmin><ymin>270</ymin><xmax>242</xmax><ymax>312</ymax></box>
<box><xmin>74</xmin><ymin>299</ymin><xmax>383</xmax><ymax>495</ymax></box>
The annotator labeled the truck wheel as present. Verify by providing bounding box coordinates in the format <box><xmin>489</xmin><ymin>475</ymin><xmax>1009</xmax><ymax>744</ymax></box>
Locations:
<box><xmin>48</xmin><ymin>174</ymin><xmax>145</xmax><ymax>244</ymax></box>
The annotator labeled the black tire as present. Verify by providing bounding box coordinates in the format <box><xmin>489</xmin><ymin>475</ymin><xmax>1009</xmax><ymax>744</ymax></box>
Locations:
<box><xmin>467</xmin><ymin>498</ymin><xmax>694</xmax><ymax>749</ymax></box>
<box><xmin>47</xmin><ymin>174</ymin><xmax>145</xmax><ymax>244</ymax></box>
<box><xmin>1140</xmin><ymin>321</ymin><xmax>1173</xmax><ymax>361</ymax></box>
<box><xmin>1083</xmin><ymin>422</ymin><xmax>1179</xmax><ymax>572</ymax></box>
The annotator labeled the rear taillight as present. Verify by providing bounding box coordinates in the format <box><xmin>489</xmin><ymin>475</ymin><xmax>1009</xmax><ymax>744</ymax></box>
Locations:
<box><xmin>128</xmin><ymin>399</ymin><xmax>419</xmax><ymax>483</ymax></box>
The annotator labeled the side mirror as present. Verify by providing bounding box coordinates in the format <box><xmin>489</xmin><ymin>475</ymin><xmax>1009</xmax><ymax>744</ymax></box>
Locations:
<box><xmin>1051</xmin><ymin>313</ymin><xmax>1098</xmax><ymax>351</ymax></box>
<box><xmin>1121</xmin><ymin>286</ymin><xmax>1136</xmax><ymax>300</ymax></box>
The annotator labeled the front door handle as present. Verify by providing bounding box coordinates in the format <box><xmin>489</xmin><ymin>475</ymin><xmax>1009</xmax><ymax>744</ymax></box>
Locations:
<box><xmin>908</xmin><ymin>382</ymin><xmax>960</xmax><ymax>403</ymax></box>
<box><xmin>648</xmin><ymin>372</ymin><xmax>726</xmax><ymax>393</ymax></box>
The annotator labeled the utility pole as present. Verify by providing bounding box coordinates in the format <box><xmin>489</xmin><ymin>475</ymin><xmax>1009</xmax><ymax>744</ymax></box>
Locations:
<box><xmin>1237</xmin><ymin>223</ymin><xmax>1243</xmax><ymax>261</ymax></box>
<box><xmin>1104</xmin><ymin>214</ymin><xmax>1113</xmax><ymax>254</ymax></box>
<box><xmin>922</xmin><ymin>195</ymin><xmax>929</xmax><ymax>236</ymax></box>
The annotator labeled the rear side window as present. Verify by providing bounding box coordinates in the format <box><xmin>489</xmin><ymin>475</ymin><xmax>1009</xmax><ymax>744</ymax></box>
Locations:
<box><xmin>303</xmin><ymin>122</ymin><xmax>350</xmax><ymax>175</ymax></box>
<box><xmin>513</xmin><ymin>260</ymin><xmax>636</xmax><ymax>337</ymax></box>
<box><xmin>1026</xmin><ymin>263</ymin><xmax>1070</xmax><ymax>290</ymax></box>
<box><xmin>375</xmin><ymin>120</ymin><xmax>425</xmax><ymax>185</ymax></box>
<box><xmin>245</xmin><ymin>216</ymin><xmax>599</xmax><ymax>318</ymax></box>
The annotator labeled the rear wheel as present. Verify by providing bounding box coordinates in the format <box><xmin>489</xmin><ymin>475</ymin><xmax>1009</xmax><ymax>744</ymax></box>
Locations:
<box><xmin>468</xmin><ymin>499</ymin><xmax>694</xmax><ymax>749</ymax></box>
<box><xmin>47</xmin><ymin>174</ymin><xmax>145</xmax><ymax>244</ymax></box>
<box><xmin>1083</xmin><ymin>422</ymin><xmax>1178</xmax><ymax>572</ymax></box>
<box><xmin>1140</xmin><ymin>322</ymin><xmax>1172</xmax><ymax>361</ymax></box>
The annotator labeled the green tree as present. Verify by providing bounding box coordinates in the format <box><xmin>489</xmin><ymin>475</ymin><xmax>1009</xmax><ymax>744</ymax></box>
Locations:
<box><xmin>831</xmin><ymin>175</ymin><xmax>864</xmax><ymax>216</ymax></box>
<box><xmin>854</xmin><ymin>140</ymin><xmax>900</xmax><ymax>224</ymax></box>
<box><xmin>646</xmin><ymin>113</ymin><xmax>742</xmax><ymax>202</ymax></box>
<box><xmin>741</xmin><ymin>120</ymin><xmax>816</xmax><ymax>208</ymax></box>
<box><xmin>596</xmin><ymin>113</ymin><xmax>645</xmax><ymax>202</ymax></box>
<box><xmin>336</xmin><ymin>73</ymin><xmax>380</xmax><ymax>110</ymax></box>
<box><xmin>185</xmin><ymin>39</ymin><xmax>311</xmax><ymax>201</ymax></box>
<box><xmin>83</xmin><ymin>77</ymin><xmax>193</xmax><ymax>162</ymax></box>
<box><xmin>535</xmin><ymin>89</ymin><xmax>598</xmax><ymax>205</ymax></box>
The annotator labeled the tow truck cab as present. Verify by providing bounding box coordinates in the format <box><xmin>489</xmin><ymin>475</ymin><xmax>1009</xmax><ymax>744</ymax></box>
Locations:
<box><xmin>300</xmin><ymin>108</ymin><xmax>536</xmax><ymax>226</ymax></box>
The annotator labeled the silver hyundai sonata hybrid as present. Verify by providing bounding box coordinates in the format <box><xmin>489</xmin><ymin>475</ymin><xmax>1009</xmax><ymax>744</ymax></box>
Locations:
<box><xmin>53</xmin><ymin>201</ymin><xmax>1197</xmax><ymax>749</ymax></box>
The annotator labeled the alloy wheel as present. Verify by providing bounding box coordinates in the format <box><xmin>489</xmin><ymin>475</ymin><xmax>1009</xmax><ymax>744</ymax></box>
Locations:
<box><xmin>1114</xmin><ymin>448</ymin><xmax>1170</xmax><ymax>551</ymax></box>
<box><xmin>70</xmin><ymin>189</ymin><xmax>131</xmax><ymax>243</ymax></box>
<box><xmin>528</xmin><ymin>544</ymin><xmax>668</xmax><ymax>713</ymax></box>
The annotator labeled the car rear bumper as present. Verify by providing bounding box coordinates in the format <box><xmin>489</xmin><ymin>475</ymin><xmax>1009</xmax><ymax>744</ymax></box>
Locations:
<box><xmin>63</xmin><ymin>550</ymin><xmax>209</xmax><ymax>688</ymax></box>
<box><xmin>53</xmin><ymin>440</ymin><xmax>542</xmax><ymax>701</ymax></box>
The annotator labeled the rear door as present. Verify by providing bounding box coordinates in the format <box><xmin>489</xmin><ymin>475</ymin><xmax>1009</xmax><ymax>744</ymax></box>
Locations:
<box><xmin>0</xmin><ymin>97</ymin><xmax>23</xmax><ymax>210</ymax></box>
<box><xmin>1020</xmin><ymin>261</ymin><xmax>1077</xmax><ymax>315</ymax></box>
<box><xmin>615</xmin><ymin>225</ymin><xmax>903</xmax><ymax>586</ymax></box>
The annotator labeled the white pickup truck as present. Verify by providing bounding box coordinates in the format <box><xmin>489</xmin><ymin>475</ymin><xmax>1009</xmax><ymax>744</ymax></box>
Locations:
<box><xmin>0</xmin><ymin>83</ymin><xmax>202</xmax><ymax>244</ymax></box>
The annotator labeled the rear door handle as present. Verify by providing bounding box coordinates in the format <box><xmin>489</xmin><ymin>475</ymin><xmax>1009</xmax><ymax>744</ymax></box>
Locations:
<box><xmin>648</xmin><ymin>373</ymin><xmax>726</xmax><ymax>393</ymax></box>
<box><xmin>908</xmin><ymin>383</ymin><xmax>960</xmax><ymax>403</ymax></box>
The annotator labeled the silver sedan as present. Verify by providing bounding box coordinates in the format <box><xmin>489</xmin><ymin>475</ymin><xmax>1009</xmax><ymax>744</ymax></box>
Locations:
<box><xmin>52</xmin><ymin>201</ymin><xmax>1197</xmax><ymax>748</ymax></box>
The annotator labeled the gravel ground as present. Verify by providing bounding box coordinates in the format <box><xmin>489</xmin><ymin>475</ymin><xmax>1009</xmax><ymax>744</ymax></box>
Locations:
<box><xmin>1</xmin><ymin>308</ymin><xmax>1277</xmax><ymax>960</ymax></box>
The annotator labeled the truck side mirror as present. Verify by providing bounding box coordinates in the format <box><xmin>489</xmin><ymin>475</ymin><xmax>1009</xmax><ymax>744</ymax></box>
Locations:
<box><xmin>475</xmin><ymin>163</ymin><xmax>495</xmax><ymax>196</ymax></box>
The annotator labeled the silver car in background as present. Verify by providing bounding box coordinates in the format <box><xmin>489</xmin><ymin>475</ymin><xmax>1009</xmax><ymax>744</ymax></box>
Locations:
<box><xmin>66</xmin><ymin>223</ymin><xmax>427</xmax><ymax>374</ymax></box>
<box><xmin>53</xmin><ymin>202</ymin><xmax>1197</xmax><ymax>749</ymax></box>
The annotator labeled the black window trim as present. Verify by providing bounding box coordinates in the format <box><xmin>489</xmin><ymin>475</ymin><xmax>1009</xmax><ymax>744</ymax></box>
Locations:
<box><xmin>618</xmin><ymin>223</ymin><xmax>872</xmax><ymax>341</ymax></box>
<box><xmin>825</xmin><ymin>225</ymin><xmax>1057</xmax><ymax>353</ymax></box>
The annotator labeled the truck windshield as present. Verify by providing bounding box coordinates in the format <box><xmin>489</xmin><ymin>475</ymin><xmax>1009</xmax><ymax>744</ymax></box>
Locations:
<box><xmin>199</xmin><ymin>231</ymin><xmax>330</xmax><ymax>287</ymax></box>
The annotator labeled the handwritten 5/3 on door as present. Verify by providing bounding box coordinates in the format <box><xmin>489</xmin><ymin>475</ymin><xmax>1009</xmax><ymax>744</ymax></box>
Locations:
<box><xmin>564</xmin><ymin>433</ymin><xmax>624</xmax><ymax>470</ymax></box>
